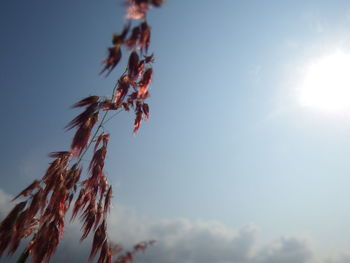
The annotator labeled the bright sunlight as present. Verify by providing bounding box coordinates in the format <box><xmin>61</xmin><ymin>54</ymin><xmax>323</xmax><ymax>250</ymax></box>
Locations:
<box><xmin>299</xmin><ymin>51</ymin><xmax>350</xmax><ymax>113</ymax></box>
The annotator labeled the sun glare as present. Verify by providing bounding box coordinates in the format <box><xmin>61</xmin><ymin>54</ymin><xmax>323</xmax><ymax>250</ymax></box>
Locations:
<box><xmin>299</xmin><ymin>51</ymin><xmax>350</xmax><ymax>113</ymax></box>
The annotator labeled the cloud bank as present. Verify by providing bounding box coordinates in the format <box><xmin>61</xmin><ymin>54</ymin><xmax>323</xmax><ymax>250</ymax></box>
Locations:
<box><xmin>0</xmin><ymin>189</ymin><xmax>346</xmax><ymax>263</ymax></box>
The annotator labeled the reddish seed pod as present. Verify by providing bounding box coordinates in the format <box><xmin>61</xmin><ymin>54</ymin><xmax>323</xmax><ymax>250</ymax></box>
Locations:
<box><xmin>139</xmin><ymin>22</ymin><xmax>151</xmax><ymax>53</ymax></box>
<box><xmin>115</xmin><ymin>75</ymin><xmax>130</xmax><ymax>106</ymax></box>
<box><xmin>126</xmin><ymin>1</ymin><xmax>149</xmax><ymax>20</ymax></box>
<box><xmin>151</xmin><ymin>0</ymin><xmax>164</xmax><ymax>7</ymax></box>
<box><xmin>137</xmin><ymin>68</ymin><xmax>152</xmax><ymax>98</ymax></box>
<box><xmin>128</xmin><ymin>51</ymin><xmax>140</xmax><ymax>80</ymax></box>
<box><xmin>112</xmin><ymin>22</ymin><xmax>130</xmax><ymax>45</ymax></box>
<box><xmin>12</xmin><ymin>180</ymin><xmax>41</xmax><ymax>201</ymax></box>
<box><xmin>72</xmin><ymin>96</ymin><xmax>100</xmax><ymax>108</ymax></box>
<box><xmin>126</xmin><ymin>26</ymin><xmax>140</xmax><ymax>48</ymax></box>
<box><xmin>100</xmin><ymin>46</ymin><xmax>122</xmax><ymax>76</ymax></box>
<box><xmin>89</xmin><ymin>220</ymin><xmax>107</xmax><ymax>260</ymax></box>
<box><xmin>142</xmin><ymin>103</ymin><xmax>149</xmax><ymax>120</ymax></box>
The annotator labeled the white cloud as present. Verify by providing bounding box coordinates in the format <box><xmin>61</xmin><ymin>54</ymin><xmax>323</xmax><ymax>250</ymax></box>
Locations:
<box><xmin>254</xmin><ymin>237</ymin><xmax>312</xmax><ymax>263</ymax></box>
<box><xmin>130</xmin><ymin>220</ymin><xmax>257</xmax><ymax>263</ymax></box>
<box><xmin>325</xmin><ymin>253</ymin><xmax>350</xmax><ymax>263</ymax></box>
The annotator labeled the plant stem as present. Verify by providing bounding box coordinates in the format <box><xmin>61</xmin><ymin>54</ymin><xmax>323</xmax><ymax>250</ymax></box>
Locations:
<box><xmin>101</xmin><ymin>109</ymin><xmax>123</xmax><ymax>126</ymax></box>
<box><xmin>76</xmin><ymin>80</ymin><xmax>120</xmax><ymax>165</ymax></box>
<box><xmin>76</xmin><ymin>109</ymin><xmax>109</xmax><ymax>166</ymax></box>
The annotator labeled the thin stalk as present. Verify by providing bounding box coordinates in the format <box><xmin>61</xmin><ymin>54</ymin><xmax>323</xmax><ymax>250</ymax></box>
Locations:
<box><xmin>76</xmin><ymin>79</ymin><xmax>120</xmax><ymax>165</ymax></box>
<box><xmin>101</xmin><ymin>109</ymin><xmax>123</xmax><ymax>126</ymax></box>
<box><xmin>76</xmin><ymin>109</ymin><xmax>109</xmax><ymax>166</ymax></box>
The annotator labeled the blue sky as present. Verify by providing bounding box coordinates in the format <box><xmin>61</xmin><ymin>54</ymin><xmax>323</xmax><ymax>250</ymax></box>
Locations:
<box><xmin>1</xmin><ymin>1</ymin><xmax>350</xmax><ymax>262</ymax></box>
